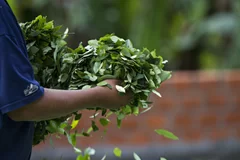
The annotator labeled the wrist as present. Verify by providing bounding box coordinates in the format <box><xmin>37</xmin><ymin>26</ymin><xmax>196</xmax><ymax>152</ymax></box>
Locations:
<box><xmin>88</xmin><ymin>87</ymin><xmax>104</xmax><ymax>108</ymax></box>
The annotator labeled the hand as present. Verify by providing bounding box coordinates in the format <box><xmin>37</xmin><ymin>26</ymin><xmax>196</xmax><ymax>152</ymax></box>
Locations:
<box><xmin>94</xmin><ymin>79</ymin><xmax>133</xmax><ymax>109</ymax></box>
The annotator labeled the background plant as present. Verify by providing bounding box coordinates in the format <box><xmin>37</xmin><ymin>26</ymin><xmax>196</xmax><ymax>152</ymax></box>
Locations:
<box><xmin>9</xmin><ymin>0</ymin><xmax>240</xmax><ymax>70</ymax></box>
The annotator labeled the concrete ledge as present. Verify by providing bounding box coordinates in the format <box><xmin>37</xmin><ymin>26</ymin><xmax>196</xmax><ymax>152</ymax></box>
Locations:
<box><xmin>31</xmin><ymin>139</ymin><xmax>240</xmax><ymax>160</ymax></box>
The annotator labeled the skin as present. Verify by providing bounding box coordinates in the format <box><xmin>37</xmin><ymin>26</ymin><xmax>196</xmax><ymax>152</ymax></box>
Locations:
<box><xmin>7</xmin><ymin>79</ymin><xmax>133</xmax><ymax>122</ymax></box>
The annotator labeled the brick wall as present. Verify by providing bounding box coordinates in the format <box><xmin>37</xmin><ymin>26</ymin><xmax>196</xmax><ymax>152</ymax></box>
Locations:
<box><xmin>32</xmin><ymin>70</ymin><xmax>240</xmax><ymax>159</ymax></box>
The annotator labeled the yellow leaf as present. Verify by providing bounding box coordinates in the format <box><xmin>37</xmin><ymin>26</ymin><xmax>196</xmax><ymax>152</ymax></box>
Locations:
<box><xmin>71</xmin><ymin>119</ymin><xmax>79</xmax><ymax>129</ymax></box>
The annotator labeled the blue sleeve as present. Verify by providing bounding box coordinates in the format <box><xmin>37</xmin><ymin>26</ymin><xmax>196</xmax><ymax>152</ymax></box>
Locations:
<box><xmin>0</xmin><ymin>35</ymin><xmax>44</xmax><ymax>116</ymax></box>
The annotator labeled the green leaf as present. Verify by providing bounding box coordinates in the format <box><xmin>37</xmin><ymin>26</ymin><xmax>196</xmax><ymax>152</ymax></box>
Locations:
<box><xmin>60</xmin><ymin>122</ymin><xmax>68</xmax><ymax>129</ymax></box>
<box><xmin>65</xmin><ymin>125</ymin><xmax>73</xmax><ymax>132</ymax></box>
<box><xmin>84</xmin><ymin>147</ymin><xmax>96</xmax><ymax>156</ymax></box>
<box><xmin>106</xmin><ymin>111</ymin><xmax>113</xmax><ymax>118</ymax></box>
<box><xmin>149</xmin><ymin>79</ymin><xmax>156</xmax><ymax>88</ymax></box>
<box><xmin>121</xmin><ymin>48</ymin><xmax>131</xmax><ymax>57</ymax></box>
<box><xmin>127</xmin><ymin>74</ymin><xmax>132</xmax><ymax>82</ymax></box>
<box><xmin>101</xmin><ymin>154</ymin><xmax>107</xmax><ymax>160</ymax></box>
<box><xmin>49</xmin><ymin>120</ymin><xmax>58</xmax><ymax>131</ymax></box>
<box><xmin>89</xmin><ymin>112</ymin><xmax>99</xmax><ymax>118</ymax></box>
<box><xmin>82</xmin><ymin>132</ymin><xmax>90</xmax><ymax>137</ymax></box>
<box><xmin>49</xmin><ymin>136</ymin><xmax>54</xmax><ymax>148</ymax></box>
<box><xmin>82</xmin><ymin>85</ymin><xmax>92</xmax><ymax>90</ymax></box>
<box><xmin>30</xmin><ymin>46</ymin><xmax>39</xmax><ymax>54</ymax></box>
<box><xmin>75</xmin><ymin>113</ymin><xmax>82</xmax><ymax>120</ymax></box>
<box><xmin>111</xmin><ymin>36</ymin><xmax>121</xmax><ymax>43</ymax></box>
<box><xmin>141</xmin><ymin>106</ymin><xmax>153</xmax><ymax>114</ymax></box>
<box><xmin>43</xmin><ymin>21</ymin><xmax>53</xmax><ymax>29</ymax></box>
<box><xmin>73</xmin><ymin>147</ymin><xmax>82</xmax><ymax>154</ymax></box>
<box><xmin>63</xmin><ymin>28</ymin><xmax>69</xmax><ymax>39</ymax></box>
<box><xmin>63</xmin><ymin>57</ymin><xmax>74</xmax><ymax>63</ymax></box>
<box><xmin>117</xmin><ymin>118</ymin><xmax>122</xmax><ymax>128</ymax></box>
<box><xmin>113</xmin><ymin>147</ymin><xmax>122</xmax><ymax>157</ymax></box>
<box><xmin>133</xmin><ymin>152</ymin><xmax>141</xmax><ymax>160</ymax></box>
<box><xmin>43</xmin><ymin>46</ymin><xmax>52</xmax><ymax>54</ymax></box>
<box><xmin>67</xmin><ymin>132</ymin><xmax>77</xmax><ymax>146</ymax></box>
<box><xmin>76</xmin><ymin>155</ymin><xmax>87</xmax><ymax>160</ymax></box>
<box><xmin>159</xmin><ymin>70</ymin><xmax>172</xmax><ymax>82</ymax></box>
<box><xmin>93</xmin><ymin>62</ymin><xmax>101</xmax><ymax>73</ymax></box>
<box><xmin>91</xmin><ymin>121</ymin><xmax>99</xmax><ymax>132</ymax></box>
<box><xmin>99</xmin><ymin>118</ymin><xmax>110</xmax><ymax>126</ymax></box>
<box><xmin>59</xmin><ymin>73</ymin><xmax>68</xmax><ymax>83</ymax></box>
<box><xmin>152</xmin><ymin>90</ymin><xmax>162</xmax><ymax>97</ymax></box>
<box><xmin>97</xmin><ymin>81</ymin><xmax>108</xmax><ymax>87</ymax></box>
<box><xmin>101</xmin><ymin>108</ymin><xmax>107</xmax><ymax>116</ymax></box>
<box><xmin>88</xmin><ymin>39</ymin><xmax>98</xmax><ymax>47</ymax></box>
<box><xmin>87</xmin><ymin>127</ymin><xmax>93</xmax><ymax>134</ymax></box>
<box><xmin>117</xmin><ymin>113</ymin><xmax>125</xmax><ymax>120</ymax></box>
<box><xmin>122</xmin><ymin>105</ymin><xmax>132</xmax><ymax>114</ymax></box>
<box><xmin>103</xmin><ymin>128</ymin><xmax>108</xmax><ymax>135</ymax></box>
<box><xmin>125</xmin><ymin>39</ymin><xmax>133</xmax><ymax>49</ymax></box>
<box><xmin>160</xmin><ymin>157</ymin><xmax>167</xmax><ymax>160</ymax></box>
<box><xmin>89</xmin><ymin>75</ymin><xmax>98</xmax><ymax>82</ymax></box>
<box><xmin>26</xmin><ymin>41</ymin><xmax>36</xmax><ymax>50</ymax></box>
<box><xmin>133</xmin><ymin>107</ymin><xmax>139</xmax><ymax>116</ymax></box>
<box><xmin>115</xmin><ymin>85</ymin><xmax>126</xmax><ymax>93</ymax></box>
<box><xmin>152</xmin><ymin>64</ymin><xmax>161</xmax><ymax>74</ymax></box>
<box><xmin>155</xmin><ymin>129</ymin><xmax>179</xmax><ymax>140</ymax></box>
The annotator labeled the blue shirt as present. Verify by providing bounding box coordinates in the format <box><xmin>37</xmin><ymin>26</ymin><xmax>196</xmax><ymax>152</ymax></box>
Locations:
<box><xmin>0</xmin><ymin>0</ymin><xmax>44</xmax><ymax>159</ymax></box>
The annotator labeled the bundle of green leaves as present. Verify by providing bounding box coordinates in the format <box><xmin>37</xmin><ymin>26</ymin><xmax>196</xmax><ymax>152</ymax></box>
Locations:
<box><xmin>63</xmin><ymin>34</ymin><xmax>172</xmax><ymax>126</ymax></box>
<box><xmin>20</xmin><ymin>15</ymin><xmax>75</xmax><ymax>145</ymax></box>
<box><xmin>20</xmin><ymin>16</ymin><xmax>172</xmax><ymax>149</ymax></box>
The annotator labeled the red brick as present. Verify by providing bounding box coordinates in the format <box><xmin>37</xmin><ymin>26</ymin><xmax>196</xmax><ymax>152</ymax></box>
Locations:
<box><xmin>225</xmin><ymin>71</ymin><xmax>240</xmax><ymax>88</ymax></box>
<box><xmin>153</xmin><ymin>98</ymin><xmax>174</xmax><ymax>112</ymax></box>
<box><xmin>209</xmin><ymin>128</ymin><xmax>229</xmax><ymax>141</ymax></box>
<box><xmin>129</xmin><ymin>133</ymin><xmax>151</xmax><ymax>145</ymax></box>
<box><xmin>154</xmin><ymin>136</ymin><xmax>175</xmax><ymax>144</ymax></box>
<box><xmin>146</xmin><ymin>115</ymin><xmax>166</xmax><ymax>130</ymax></box>
<box><xmin>107</xmin><ymin>133</ymin><xmax>128</xmax><ymax>145</ymax></box>
<box><xmin>232</xmin><ymin>96</ymin><xmax>240</xmax><ymax>106</ymax></box>
<box><xmin>226</xmin><ymin>71</ymin><xmax>240</xmax><ymax>80</ymax></box>
<box><xmin>76</xmin><ymin>134</ymin><xmax>107</xmax><ymax>147</ymax></box>
<box><xmin>170</xmin><ymin>71</ymin><xmax>194</xmax><ymax>82</ymax></box>
<box><xmin>33</xmin><ymin>139</ymin><xmax>50</xmax><ymax>150</ymax></box>
<box><xmin>75</xmin><ymin>122</ymin><xmax>91</xmax><ymax>131</ymax></box>
<box><xmin>183</xmin><ymin>129</ymin><xmax>202</xmax><ymax>142</ymax></box>
<box><xmin>183</xmin><ymin>97</ymin><xmax>201</xmax><ymax>109</ymax></box>
<box><xmin>165</xmin><ymin>73</ymin><xmax>195</xmax><ymax>94</ymax></box>
<box><xmin>174</xmin><ymin>115</ymin><xmax>192</xmax><ymax>128</ymax></box>
<box><xmin>174</xmin><ymin>81</ymin><xmax>190</xmax><ymax>90</ymax></box>
<box><xmin>198</xmin><ymin>75</ymin><xmax>220</xmax><ymax>91</ymax></box>
<box><xmin>197</xmin><ymin>71</ymin><xmax>220</xmax><ymax>82</ymax></box>
<box><xmin>228</xmin><ymin>80</ymin><xmax>240</xmax><ymax>88</ymax></box>
<box><xmin>51</xmin><ymin>136</ymin><xmax>72</xmax><ymax>146</ymax></box>
<box><xmin>236</xmin><ymin>128</ymin><xmax>240</xmax><ymax>139</ymax></box>
<box><xmin>156</xmin><ymin>83</ymin><xmax>172</xmax><ymax>93</ymax></box>
<box><xmin>207</xmin><ymin>95</ymin><xmax>226</xmax><ymax>106</ymax></box>
<box><xmin>226</xmin><ymin>113</ymin><xmax>240</xmax><ymax>125</ymax></box>
<box><xmin>200</xmin><ymin>115</ymin><xmax>217</xmax><ymax>128</ymax></box>
<box><xmin>121</xmin><ymin>119</ymin><xmax>138</xmax><ymax>130</ymax></box>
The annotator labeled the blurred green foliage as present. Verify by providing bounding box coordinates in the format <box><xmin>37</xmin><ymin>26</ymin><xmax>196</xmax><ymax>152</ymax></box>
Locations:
<box><xmin>9</xmin><ymin>0</ymin><xmax>240</xmax><ymax>70</ymax></box>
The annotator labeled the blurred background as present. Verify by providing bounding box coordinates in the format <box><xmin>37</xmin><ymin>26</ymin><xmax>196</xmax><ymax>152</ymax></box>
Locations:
<box><xmin>8</xmin><ymin>0</ymin><xmax>240</xmax><ymax>159</ymax></box>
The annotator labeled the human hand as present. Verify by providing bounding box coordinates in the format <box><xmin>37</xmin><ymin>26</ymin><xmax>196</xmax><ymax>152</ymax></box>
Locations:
<box><xmin>94</xmin><ymin>79</ymin><xmax>133</xmax><ymax>109</ymax></box>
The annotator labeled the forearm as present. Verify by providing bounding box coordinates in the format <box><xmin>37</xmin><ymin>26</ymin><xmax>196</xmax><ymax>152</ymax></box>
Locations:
<box><xmin>7</xmin><ymin>88</ymin><xmax>100</xmax><ymax>122</ymax></box>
